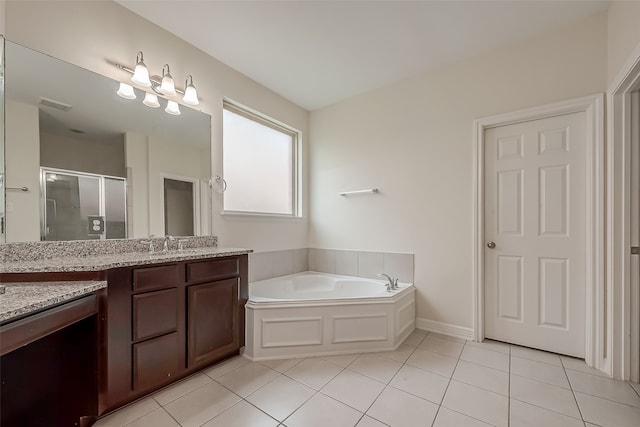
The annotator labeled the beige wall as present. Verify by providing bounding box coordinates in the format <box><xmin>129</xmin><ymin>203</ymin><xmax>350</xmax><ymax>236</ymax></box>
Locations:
<box><xmin>607</xmin><ymin>1</ymin><xmax>640</xmax><ymax>84</ymax></box>
<box><xmin>5</xmin><ymin>99</ymin><xmax>40</xmax><ymax>242</ymax></box>
<box><xmin>40</xmin><ymin>131</ymin><xmax>125</xmax><ymax>178</ymax></box>
<box><xmin>147</xmin><ymin>135</ymin><xmax>209</xmax><ymax>236</ymax></box>
<box><xmin>309</xmin><ymin>13</ymin><xmax>608</xmax><ymax>329</ymax></box>
<box><xmin>4</xmin><ymin>0</ymin><xmax>309</xmax><ymax>250</ymax></box>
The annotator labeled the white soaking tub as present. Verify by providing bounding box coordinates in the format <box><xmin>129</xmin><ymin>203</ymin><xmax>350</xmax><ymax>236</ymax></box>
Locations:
<box><xmin>245</xmin><ymin>272</ymin><xmax>416</xmax><ymax>360</ymax></box>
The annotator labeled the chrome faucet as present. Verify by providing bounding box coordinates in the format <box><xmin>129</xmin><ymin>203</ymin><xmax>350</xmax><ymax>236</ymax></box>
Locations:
<box><xmin>377</xmin><ymin>273</ymin><xmax>396</xmax><ymax>291</ymax></box>
<box><xmin>163</xmin><ymin>236</ymin><xmax>175</xmax><ymax>253</ymax></box>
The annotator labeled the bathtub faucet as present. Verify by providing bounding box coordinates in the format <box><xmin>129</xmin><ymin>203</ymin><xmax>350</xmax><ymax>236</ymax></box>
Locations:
<box><xmin>377</xmin><ymin>273</ymin><xmax>398</xmax><ymax>291</ymax></box>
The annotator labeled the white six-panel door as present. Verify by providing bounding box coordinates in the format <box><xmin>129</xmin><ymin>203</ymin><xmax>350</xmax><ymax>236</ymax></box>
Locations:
<box><xmin>484</xmin><ymin>112</ymin><xmax>586</xmax><ymax>357</ymax></box>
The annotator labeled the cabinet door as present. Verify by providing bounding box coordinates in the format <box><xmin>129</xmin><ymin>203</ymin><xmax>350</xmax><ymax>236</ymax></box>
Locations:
<box><xmin>187</xmin><ymin>278</ymin><xmax>239</xmax><ymax>368</ymax></box>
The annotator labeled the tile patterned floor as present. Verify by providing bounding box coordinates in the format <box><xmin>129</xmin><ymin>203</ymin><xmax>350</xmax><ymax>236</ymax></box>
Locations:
<box><xmin>95</xmin><ymin>330</ymin><xmax>640</xmax><ymax>427</ymax></box>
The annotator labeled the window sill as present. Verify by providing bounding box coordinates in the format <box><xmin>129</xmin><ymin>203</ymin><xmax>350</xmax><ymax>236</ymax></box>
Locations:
<box><xmin>219</xmin><ymin>211</ymin><xmax>304</xmax><ymax>221</ymax></box>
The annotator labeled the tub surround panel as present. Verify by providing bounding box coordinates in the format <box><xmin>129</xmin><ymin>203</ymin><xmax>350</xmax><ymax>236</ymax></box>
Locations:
<box><xmin>0</xmin><ymin>280</ymin><xmax>107</xmax><ymax>323</ymax></box>
<box><xmin>310</xmin><ymin>248</ymin><xmax>414</xmax><ymax>283</ymax></box>
<box><xmin>0</xmin><ymin>236</ymin><xmax>218</xmax><ymax>263</ymax></box>
<box><xmin>262</xmin><ymin>317</ymin><xmax>324</xmax><ymax>348</ymax></box>
<box><xmin>251</xmin><ymin>248</ymin><xmax>414</xmax><ymax>284</ymax></box>
<box><xmin>249</xmin><ymin>248</ymin><xmax>309</xmax><ymax>282</ymax></box>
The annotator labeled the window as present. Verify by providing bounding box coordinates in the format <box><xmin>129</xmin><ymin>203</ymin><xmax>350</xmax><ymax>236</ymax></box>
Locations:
<box><xmin>222</xmin><ymin>101</ymin><xmax>299</xmax><ymax>216</ymax></box>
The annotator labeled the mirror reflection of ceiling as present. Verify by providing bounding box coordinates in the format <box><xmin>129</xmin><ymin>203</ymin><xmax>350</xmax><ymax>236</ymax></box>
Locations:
<box><xmin>5</xmin><ymin>40</ymin><xmax>210</xmax><ymax>148</ymax></box>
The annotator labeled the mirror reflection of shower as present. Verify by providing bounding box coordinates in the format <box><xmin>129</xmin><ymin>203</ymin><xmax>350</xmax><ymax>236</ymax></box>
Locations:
<box><xmin>41</xmin><ymin>168</ymin><xmax>126</xmax><ymax>241</ymax></box>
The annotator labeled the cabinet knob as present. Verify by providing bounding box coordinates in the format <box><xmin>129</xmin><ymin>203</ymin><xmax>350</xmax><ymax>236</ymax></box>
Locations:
<box><xmin>487</xmin><ymin>241</ymin><xmax>496</xmax><ymax>249</ymax></box>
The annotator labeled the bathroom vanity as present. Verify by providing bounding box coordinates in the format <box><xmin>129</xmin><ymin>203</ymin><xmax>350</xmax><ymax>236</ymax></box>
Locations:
<box><xmin>0</xmin><ymin>243</ymin><xmax>250</xmax><ymax>426</ymax></box>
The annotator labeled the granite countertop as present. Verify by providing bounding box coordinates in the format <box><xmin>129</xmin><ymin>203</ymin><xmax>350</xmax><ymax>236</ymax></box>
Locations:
<box><xmin>0</xmin><ymin>247</ymin><xmax>251</xmax><ymax>274</ymax></box>
<box><xmin>0</xmin><ymin>281</ymin><xmax>107</xmax><ymax>323</ymax></box>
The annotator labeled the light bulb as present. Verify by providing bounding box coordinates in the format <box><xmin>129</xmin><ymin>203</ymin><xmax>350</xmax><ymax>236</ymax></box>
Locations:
<box><xmin>143</xmin><ymin>92</ymin><xmax>160</xmax><ymax>108</ymax></box>
<box><xmin>131</xmin><ymin>51</ymin><xmax>152</xmax><ymax>87</ymax></box>
<box><xmin>182</xmin><ymin>75</ymin><xmax>199</xmax><ymax>106</ymax></box>
<box><xmin>165</xmin><ymin>100</ymin><xmax>181</xmax><ymax>115</ymax></box>
<box><xmin>116</xmin><ymin>82</ymin><xmax>136</xmax><ymax>100</ymax></box>
<box><xmin>159</xmin><ymin>64</ymin><xmax>177</xmax><ymax>96</ymax></box>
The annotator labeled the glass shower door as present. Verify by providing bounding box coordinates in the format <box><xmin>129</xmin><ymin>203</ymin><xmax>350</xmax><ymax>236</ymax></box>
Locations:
<box><xmin>41</xmin><ymin>169</ymin><xmax>126</xmax><ymax>241</ymax></box>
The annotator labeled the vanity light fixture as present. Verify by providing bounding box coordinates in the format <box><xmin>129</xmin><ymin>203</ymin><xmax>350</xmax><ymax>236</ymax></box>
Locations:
<box><xmin>182</xmin><ymin>75</ymin><xmax>199</xmax><ymax>106</ymax></box>
<box><xmin>165</xmin><ymin>100</ymin><xmax>181</xmax><ymax>115</ymax></box>
<box><xmin>114</xmin><ymin>51</ymin><xmax>200</xmax><ymax>113</ymax></box>
<box><xmin>143</xmin><ymin>92</ymin><xmax>160</xmax><ymax>108</ymax></box>
<box><xmin>159</xmin><ymin>64</ymin><xmax>177</xmax><ymax>96</ymax></box>
<box><xmin>116</xmin><ymin>82</ymin><xmax>136</xmax><ymax>100</ymax></box>
<box><xmin>131</xmin><ymin>51</ymin><xmax>152</xmax><ymax>87</ymax></box>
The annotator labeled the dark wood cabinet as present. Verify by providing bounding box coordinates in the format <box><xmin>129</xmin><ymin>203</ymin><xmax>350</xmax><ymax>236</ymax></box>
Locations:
<box><xmin>0</xmin><ymin>253</ymin><xmax>248</xmax><ymax>421</ymax></box>
<box><xmin>188</xmin><ymin>278</ymin><xmax>239</xmax><ymax>368</ymax></box>
<box><xmin>103</xmin><ymin>255</ymin><xmax>247</xmax><ymax>413</ymax></box>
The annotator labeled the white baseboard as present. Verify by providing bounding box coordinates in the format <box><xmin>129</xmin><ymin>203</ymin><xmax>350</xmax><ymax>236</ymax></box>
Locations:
<box><xmin>416</xmin><ymin>317</ymin><xmax>474</xmax><ymax>341</ymax></box>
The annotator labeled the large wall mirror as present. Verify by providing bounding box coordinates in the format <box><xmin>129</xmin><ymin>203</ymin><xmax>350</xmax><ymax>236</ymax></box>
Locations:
<box><xmin>0</xmin><ymin>38</ymin><xmax>212</xmax><ymax>243</ymax></box>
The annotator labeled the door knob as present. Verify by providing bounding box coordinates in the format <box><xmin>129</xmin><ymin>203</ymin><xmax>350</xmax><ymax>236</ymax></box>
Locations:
<box><xmin>487</xmin><ymin>241</ymin><xmax>496</xmax><ymax>249</ymax></box>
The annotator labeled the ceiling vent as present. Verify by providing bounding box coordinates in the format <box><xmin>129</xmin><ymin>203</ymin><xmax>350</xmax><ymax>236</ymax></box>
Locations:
<box><xmin>39</xmin><ymin>97</ymin><xmax>72</xmax><ymax>112</ymax></box>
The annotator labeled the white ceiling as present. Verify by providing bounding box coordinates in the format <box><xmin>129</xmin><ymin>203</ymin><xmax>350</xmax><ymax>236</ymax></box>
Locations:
<box><xmin>116</xmin><ymin>0</ymin><xmax>609</xmax><ymax>111</ymax></box>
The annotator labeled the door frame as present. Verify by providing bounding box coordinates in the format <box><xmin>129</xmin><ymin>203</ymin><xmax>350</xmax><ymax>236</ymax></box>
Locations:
<box><xmin>472</xmin><ymin>94</ymin><xmax>605</xmax><ymax>370</ymax></box>
<box><xmin>608</xmin><ymin>41</ymin><xmax>640</xmax><ymax>381</ymax></box>
<box><xmin>159</xmin><ymin>173</ymin><xmax>202</xmax><ymax>236</ymax></box>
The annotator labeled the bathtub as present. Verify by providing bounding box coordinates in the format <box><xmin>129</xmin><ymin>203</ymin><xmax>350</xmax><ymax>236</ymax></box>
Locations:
<box><xmin>245</xmin><ymin>272</ymin><xmax>416</xmax><ymax>360</ymax></box>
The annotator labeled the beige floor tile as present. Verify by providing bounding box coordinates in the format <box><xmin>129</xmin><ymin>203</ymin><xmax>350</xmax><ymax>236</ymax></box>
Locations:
<box><xmin>348</xmin><ymin>353</ymin><xmax>404</xmax><ymax>384</ymax></box>
<box><xmin>94</xmin><ymin>397</ymin><xmax>160</xmax><ymax>427</ymax></box>
<box><xmin>561</xmin><ymin>356</ymin><xmax>609</xmax><ymax>377</ymax></box>
<box><xmin>163</xmin><ymin>381</ymin><xmax>241</xmax><ymax>427</ymax></box>
<box><xmin>460</xmin><ymin>346</ymin><xmax>509</xmax><ymax>372</ymax></box>
<box><xmin>259</xmin><ymin>358</ymin><xmax>305</xmax><ymax>373</ymax></box>
<box><xmin>576</xmin><ymin>391</ymin><xmax>640</xmax><ymax>427</ymax></box>
<box><xmin>389</xmin><ymin>364</ymin><xmax>449</xmax><ymax>404</ymax></box>
<box><xmin>201</xmin><ymin>400</ymin><xmax>278</xmax><ymax>427</ymax></box>
<box><xmin>631</xmin><ymin>381</ymin><xmax>640</xmax><ymax>395</ymax></box>
<box><xmin>510</xmin><ymin>346</ymin><xmax>562</xmax><ymax>366</ymax></box>
<box><xmin>510</xmin><ymin>356</ymin><xmax>570</xmax><ymax>388</ymax></box>
<box><xmin>246</xmin><ymin>375</ymin><xmax>315</xmax><ymax>421</ymax></box>
<box><xmin>405</xmin><ymin>348</ymin><xmax>458</xmax><ymax>378</ymax></box>
<box><xmin>285</xmin><ymin>357</ymin><xmax>343</xmax><ymax>389</ymax></box>
<box><xmin>419</xmin><ymin>335</ymin><xmax>464</xmax><ymax>358</ymax></box>
<box><xmin>321</xmin><ymin>369</ymin><xmax>385</xmax><ymax>412</ymax></box>
<box><xmin>427</xmin><ymin>332</ymin><xmax>467</xmax><ymax>344</ymax></box>
<box><xmin>217</xmin><ymin>362</ymin><xmax>281</xmax><ymax>397</ymax></box>
<box><xmin>567</xmin><ymin>369</ymin><xmax>640</xmax><ymax>407</ymax></box>
<box><xmin>510</xmin><ymin>375</ymin><xmax>581</xmax><ymax>419</ymax></box>
<box><xmin>205</xmin><ymin>355</ymin><xmax>249</xmax><ymax>379</ymax></box>
<box><xmin>509</xmin><ymin>399</ymin><xmax>583</xmax><ymax>427</ymax></box>
<box><xmin>432</xmin><ymin>407</ymin><xmax>493</xmax><ymax>427</ymax></box>
<box><xmin>465</xmin><ymin>339</ymin><xmax>510</xmax><ymax>355</ymax></box>
<box><xmin>153</xmin><ymin>374</ymin><xmax>212</xmax><ymax>406</ymax></box>
<box><xmin>441</xmin><ymin>380</ymin><xmax>508</xmax><ymax>427</ymax></box>
<box><xmin>452</xmin><ymin>360</ymin><xmax>509</xmax><ymax>396</ymax></box>
<box><xmin>320</xmin><ymin>353</ymin><xmax>362</xmax><ymax>367</ymax></box>
<box><xmin>356</xmin><ymin>415</ymin><xmax>388</xmax><ymax>426</ymax></box>
<box><xmin>285</xmin><ymin>393</ymin><xmax>363</xmax><ymax>427</ymax></box>
<box><xmin>403</xmin><ymin>330</ymin><xmax>427</xmax><ymax>347</ymax></box>
<box><xmin>123</xmin><ymin>408</ymin><xmax>179</xmax><ymax>427</ymax></box>
<box><xmin>376</xmin><ymin>344</ymin><xmax>416</xmax><ymax>363</ymax></box>
<box><xmin>367</xmin><ymin>386</ymin><xmax>439</xmax><ymax>427</ymax></box>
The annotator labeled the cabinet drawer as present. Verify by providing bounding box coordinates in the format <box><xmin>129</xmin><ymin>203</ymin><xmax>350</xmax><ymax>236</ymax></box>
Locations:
<box><xmin>132</xmin><ymin>265</ymin><xmax>179</xmax><ymax>292</ymax></box>
<box><xmin>132</xmin><ymin>289</ymin><xmax>178</xmax><ymax>342</ymax></box>
<box><xmin>186</xmin><ymin>258</ymin><xmax>239</xmax><ymax>284</ymax></box>
<box><xmin>132</xmin><ymin>332</ymin><xmax>180</xmax><ymax>392</ymax></box>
